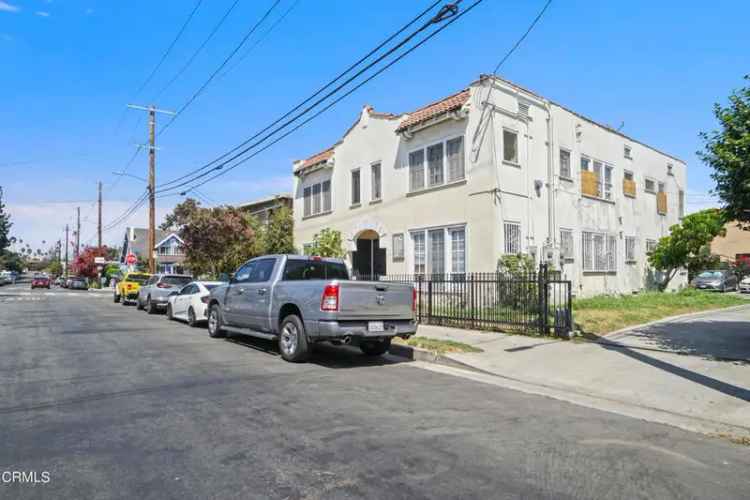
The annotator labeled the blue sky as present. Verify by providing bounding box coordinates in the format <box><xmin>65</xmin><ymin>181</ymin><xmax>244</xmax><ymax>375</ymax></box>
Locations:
<box><xmin>1</xmin><ymin>0</ymin><xmax>749</xmax><ymax>252</ymax></box>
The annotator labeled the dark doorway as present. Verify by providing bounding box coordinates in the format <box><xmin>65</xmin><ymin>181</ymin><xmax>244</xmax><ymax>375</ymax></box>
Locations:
<box><xmin>352</xmin><ymin>230</ymin><xmax>386</xmax><ymax>278</ymax></box>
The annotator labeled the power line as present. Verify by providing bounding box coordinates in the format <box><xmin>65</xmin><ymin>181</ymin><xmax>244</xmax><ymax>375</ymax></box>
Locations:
<box><xmin>159</xmin><ymin>0</ymin><xmax>485</xmax><ymax>195</ymax></box>
<box><xmin>156</xmin><ymin>0</ymin><xmax>445</xmax><ymax>191</ymax></box>
<box><xmin>158</xmin><ymin>0</ymin><xmax>283</xmax><ymax>137</ymax></box>
<box><xmin>152</xmin><ymin>0</ymin><xmax>243</xmax><ymax>102</ymax></box>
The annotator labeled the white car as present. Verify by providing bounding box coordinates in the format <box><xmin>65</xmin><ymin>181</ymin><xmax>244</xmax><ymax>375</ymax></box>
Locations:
<box><xmin>166</xmin><ymin>281</ymin><xmax>224</xmax><ymax>327</ymax></box>
<box><xmin>740</xmin><ymin>276</ymin><xmax>750</xmax><ymax>293</ymax></box>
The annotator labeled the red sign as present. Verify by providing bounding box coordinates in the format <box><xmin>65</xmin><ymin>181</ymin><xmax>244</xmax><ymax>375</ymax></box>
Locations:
<box><xmin>126</xmin><ymin>253</ymin><xmax>137</xmax><ymax>265</ymax></box>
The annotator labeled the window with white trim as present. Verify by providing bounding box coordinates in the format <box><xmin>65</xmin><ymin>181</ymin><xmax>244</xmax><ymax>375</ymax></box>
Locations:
<box><xmin>646</xmin><ymin>239</ymin><xmax>657</xmax><ymax>255</ymax></box>
<box><xmin>408</xmin><ymin>135</ymin><xmax>465</xmax><ymax>192</ymax></box>
<box><xmin>351</xmin><ymin>169</ymin><xmax>361</xmax><ymax>205</ymax></box>
<box><xmin>603</xmin><ymin>164</ymin><xmax>614</xmax><ymax>200</ymax></box>
<box><xmin>625</xmin><ymin>236</ymin><xmax>637</xmax><ymax>263</ymax></box>
<box><xmin>303</xmin><ymin>180</ymin><xmax>331</xmax><ymax>217</ymax></box>
<box><xmin>371</xmin><ymin>163</ymin><xmax>381</xmax><ymax>201</ymax></box>
<box><xmin>560</xmin><ymin>228</ymin><xmax>574</xmax><ymax>260</ymax></box>
<box><xmin>392</xmin><ymin>233</ymin><xmax>404</xmax><ymax>261</ymax></box>
<box><xmin>657</xmin><ymin>181</ymin><xmax>665</xmax><ymax>193</ymax></box>
<box><xmin>409</xmin><ymin>149</ymin><xmax>425</xmax><ymax>192</ymax></box>
<box><xmin>503</xmin><ymin>221</ymin><xmax>521</xmax><ymax>254</ymax></box>
<box><xmin>411</xmin><ymin>225</ymin><xmax>466</xmax><ymax>275</ymax></box>
<box><xmin>559</xmin><ymin>149</ymin><xmax>571</xmax><ymax>179</ymax></box>
<box><xmin>645</xmin><ymin>177</ymin><xmax>656</xmax><ymax>194</ymax></box>
<box><xmin>503</xmin><ymin>129</ymin><xmax>518</xmax><ymax>164</ymax></box>
<box><xmin>624</xmin><ymin>170</ymin><xmax>634</xmax><ymax>182</ymax></box>
<box><xmin>624</xmin><ymin>145</ymin><xmax>632</xmax><ymax>159</ymax></box>
<box><xmin>582</xmin><ymin>231</ymin><xmax>617</xmax><ymax>272</ymax></box>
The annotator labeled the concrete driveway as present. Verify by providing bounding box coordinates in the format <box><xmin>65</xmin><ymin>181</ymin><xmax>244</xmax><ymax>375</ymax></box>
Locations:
<box><xmin>605</xmin><ymin>305</ymin><xmax>750</xmax><ymax>362</ymax></box>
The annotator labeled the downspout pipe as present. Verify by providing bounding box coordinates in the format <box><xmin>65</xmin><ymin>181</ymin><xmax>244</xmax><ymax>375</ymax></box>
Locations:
<box><xmin>544</xmin><ymin>99</ymin><xmax>555</xmax><ymax>260</ymax></box>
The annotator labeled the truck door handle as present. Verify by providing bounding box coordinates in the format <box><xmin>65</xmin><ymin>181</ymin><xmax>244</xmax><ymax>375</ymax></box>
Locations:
<box><xmin>257</xmin><ymin>288</ymin><xmax>267</xmax><ymax>295</ymax></box>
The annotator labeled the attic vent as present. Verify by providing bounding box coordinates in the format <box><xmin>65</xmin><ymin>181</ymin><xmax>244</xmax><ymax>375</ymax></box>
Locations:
<box><xmin>518</xmin><ymin>102</ymin><xmax>529</xmax><ymax>118</ymax></box>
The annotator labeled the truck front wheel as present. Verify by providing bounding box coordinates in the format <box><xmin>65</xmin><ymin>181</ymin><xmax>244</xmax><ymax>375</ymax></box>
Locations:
<box><xmin>360</xmin><ymin>337</ymin><xmax>392</xmax><ymax>356</ymax></box>
<box><xmin>279</xmin><ymin>315</ymin><xmax>310</xmax><ymax>362</ymax></box>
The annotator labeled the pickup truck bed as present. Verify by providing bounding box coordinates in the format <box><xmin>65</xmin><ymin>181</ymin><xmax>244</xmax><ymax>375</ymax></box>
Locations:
<box><xmin>206</xmin><ymin>255</ymin><xmax>417</xmax><ymax>362</ymax></box>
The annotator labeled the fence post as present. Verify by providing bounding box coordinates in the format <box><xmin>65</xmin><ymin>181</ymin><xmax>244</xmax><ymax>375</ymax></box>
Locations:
<box><xmin>427</xmin><ymin>279</ymin><xmax>433</xmax><ymax>324</ymax></box>
<box><xmin>417</xmin><ymin>275</ymin><xmax>423</xmax><ymax>323</ymax></box>
<box><xmin>538</xmin><ymin>263</ymin><xmax>549</xmax><ymax>335</ymax></box>
<box><xmin>470</xmin><ymin>273</ymin><xmax>476</xmax><ymax>329</ymax></box>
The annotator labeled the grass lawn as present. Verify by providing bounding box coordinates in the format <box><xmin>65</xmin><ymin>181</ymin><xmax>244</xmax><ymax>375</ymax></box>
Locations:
<box><xmin>573</xmin><ymin>288</ymin><xmax>747</xmax><ymax>335</ymax></box>
<box><xmin>392</xmin><ymin>336</ymin><xmax>483</xmax><ymax>354</ymax></box>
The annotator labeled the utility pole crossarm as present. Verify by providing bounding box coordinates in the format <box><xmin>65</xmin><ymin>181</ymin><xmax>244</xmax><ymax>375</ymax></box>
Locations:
<box><xmin>127</xmin><ymin>104</ymin><xmax>176</xmax><ymax>115</ymax></box>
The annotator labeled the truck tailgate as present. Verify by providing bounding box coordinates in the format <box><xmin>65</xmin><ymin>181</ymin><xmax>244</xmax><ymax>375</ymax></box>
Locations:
<box><xmin>336</xmin><ymin>281</ymin><xmax>413</xmax><ymax>320</ymax></box>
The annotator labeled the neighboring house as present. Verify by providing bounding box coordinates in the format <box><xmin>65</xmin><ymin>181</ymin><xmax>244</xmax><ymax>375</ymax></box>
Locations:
<box><xmin>710</xmin><ymin>222</ymin><xmax>750</xmax><ymax>265</ymax></box>
<box><xmin>236</xmin><ymin>193</ymin><xmax>293</xmax><ymax>225</ymax></box>
<box><xmin>120</xmin><ymin>227</ymin><xmax>188</xmax><ymax>274</ymax></box>
<box><xmin>292</xmin><ymin>75</ymin><xmax>688</xmax><ymax>296</ymax></box>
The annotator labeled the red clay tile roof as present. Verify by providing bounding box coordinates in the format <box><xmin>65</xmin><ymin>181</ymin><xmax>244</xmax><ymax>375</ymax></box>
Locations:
<box><xmin>296</xmin><ymin>146</ymin><xmax>334</xmax><ymax>172</ymax></box>
<box><xmin>396</xmin><ymin>89</ymin><xmax>470</xmax><ymax>132</ymax></box>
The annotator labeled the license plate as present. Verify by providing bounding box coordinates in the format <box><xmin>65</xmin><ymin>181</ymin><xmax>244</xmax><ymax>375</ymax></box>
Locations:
<box><xmin>368</xmin><ymin>321</ymin><xmax>385</xmax><ymax>333</ymax></box>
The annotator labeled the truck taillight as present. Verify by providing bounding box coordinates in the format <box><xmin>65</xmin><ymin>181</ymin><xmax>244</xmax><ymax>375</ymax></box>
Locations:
<box><xmin>412</xmin><ymin>287</ymin><xmax>417</xmax><ymax>312</ymax></box>
<box><xmin>320</xmin><ymin>284</ymin><xmax>339</xmax><ymax>312</ymax></box>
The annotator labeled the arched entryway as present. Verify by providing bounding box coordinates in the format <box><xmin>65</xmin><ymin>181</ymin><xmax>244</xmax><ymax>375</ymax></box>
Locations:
<box><xmin>352</xmin><ymin>229</ymin><xmax>386</xmax><ymax>278</ymax></box>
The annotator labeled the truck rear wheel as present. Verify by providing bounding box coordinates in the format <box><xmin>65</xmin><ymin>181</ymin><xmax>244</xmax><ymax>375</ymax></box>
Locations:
<box><xmin>207</xmin><ymin>306</ymin><xmax>225</xmax><ymax>338</ymax></box>
<box><xmin>279</xmin><ymin>315</ymin><xmax>309</xmax><ymax>362</ymax></box>
<box><xmin>360</xmin><ymin>337</ymin><xmax>392</xmax><ymax>356</ymax></box>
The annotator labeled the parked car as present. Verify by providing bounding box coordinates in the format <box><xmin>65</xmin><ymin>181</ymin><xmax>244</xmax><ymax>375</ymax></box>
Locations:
<box><xmin>54</xmin><ymin>277</ymin><xmax>65</xmax><ymax>287</ymax></box>
<box><xmin>31</xmin><ymin>274</ymin><xmax>51</xmax><ymax>289</ymax></box>
<box><xmin>1</xmin><ymin>270</ymin><xmax>16</xmax><ymax>285</ymax></box>
<box><xmin>136</xmin><ymin>274</ymin><xmax>193</xmax><ymax>313</ymax></box>
<box><xmin>739</xmin><ymin>276</ymin><xmax>750</xmax><ymax>293</ymax></box>
<box><xmin>114</xmin><ymin>272</ymin><xmax>151</xmax><ymax>304</ymax></box>
<box><xmin>166</xmin><ymin>281</ymin><xmax>224</xmax><ymax>326</ymax></box>
<box><xmin>691</xmin><ymin>270</ymin><xmax>738</xmax><ymax>292</ymax></box>
<box><xmin>68</xmin><ymin>276</ymin><xmax>89</xmax><ymax>290</ymax></box>
<box><xmin>205</xmin><ymin>255</ymin><xmax>417</xmax><ymax>362</ymax></box>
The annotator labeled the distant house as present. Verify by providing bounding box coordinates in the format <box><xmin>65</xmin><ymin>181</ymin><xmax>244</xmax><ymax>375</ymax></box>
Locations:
<box><xmin>711</xmin><ymin>222</ymin><xmax>750</xmax><ymax>265</ymax></box>
<box><xmin>120</xmin><ymin>227</ymin><xmax>188</xmax><ymax>274</ymax></box>
<box><xmin>235</xmin><ymin>193</ymin><xmax>292</xmax><ymax>225</ymax></box>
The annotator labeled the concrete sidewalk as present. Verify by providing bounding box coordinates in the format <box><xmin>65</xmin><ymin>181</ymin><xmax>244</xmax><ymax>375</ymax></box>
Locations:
<box><xmin>410</xmin><ymin>310</ymin><xmax>750</xmax><ymax>440</ymax></box>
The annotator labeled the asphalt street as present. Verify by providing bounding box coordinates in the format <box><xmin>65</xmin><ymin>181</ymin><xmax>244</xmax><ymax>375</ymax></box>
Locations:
<box><xmin>1</xmin><ymin>281</ymin><xmax>749</xmax><ymax>500</ymax></box>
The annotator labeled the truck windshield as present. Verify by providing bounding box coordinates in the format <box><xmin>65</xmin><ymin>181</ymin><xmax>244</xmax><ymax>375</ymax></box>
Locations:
<box><xmin>282</xmin><ymin>260</ymin><xmax>349</xmax><ymax>281</ymax></box>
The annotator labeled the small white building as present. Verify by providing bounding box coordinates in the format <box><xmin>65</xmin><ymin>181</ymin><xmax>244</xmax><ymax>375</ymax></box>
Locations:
<box><xmin>292</xmin><ymin>75</ymin><xmax>687</xmax><ymax>296</ymax></box>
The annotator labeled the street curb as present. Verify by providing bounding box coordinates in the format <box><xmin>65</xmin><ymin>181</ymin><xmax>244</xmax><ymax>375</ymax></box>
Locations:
<box><xmin>387</xmin><ymin>343</ymin><xmax>483</xmax><ymax>373</ymax></box>
<box><xmin>602</xmin><ymin>303</ymin><xmax>750</xmax><ymax>340</ymax></box>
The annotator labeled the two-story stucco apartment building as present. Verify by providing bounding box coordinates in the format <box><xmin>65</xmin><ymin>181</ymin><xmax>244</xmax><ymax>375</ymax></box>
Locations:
<box><xmin>292</xmin><ymin>75</ymin><xmax>687</xmax><ymax>296</ymax></box>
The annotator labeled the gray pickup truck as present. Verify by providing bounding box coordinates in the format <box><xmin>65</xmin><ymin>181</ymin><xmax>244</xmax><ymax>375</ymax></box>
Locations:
<box><xmin>206</xmin><ymin>255</ymin><xmax>417</xmax><ymax>362</ymax></box>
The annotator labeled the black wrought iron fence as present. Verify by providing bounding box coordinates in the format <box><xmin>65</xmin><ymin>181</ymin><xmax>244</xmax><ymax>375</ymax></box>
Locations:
<box><xmin>353</xmin><ymin>264</ymin><xmax>572</xmax><ymax>337</ymax></box>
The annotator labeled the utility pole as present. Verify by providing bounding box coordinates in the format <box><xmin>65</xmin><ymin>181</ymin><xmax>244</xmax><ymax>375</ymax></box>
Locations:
<box><xmin>127</xmin><ymin>103</ymin><xmax>175</xmax><ymax>274</ymax></box>
<box><xmin>64</xmin><ymin>225</ymin><xmax>69</xmax><ymax>278</ymax></box>
<box><xmin>97</xmin><ymin>181</ymin><xmax>103</xmax><ymax>249</ymax></box>
<box><xmin>75</xmin><ymin>207</ymin><xmax>81</xmax><ymax>259</ymax></box>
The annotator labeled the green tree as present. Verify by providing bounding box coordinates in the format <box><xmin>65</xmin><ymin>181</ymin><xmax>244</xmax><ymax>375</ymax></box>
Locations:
<box><xmin>699</xmin><ymin>75</ymin><xmax>750</xmax><ymax>228</ymax></box>
<box><xmin>0</xmin><ymin>187</ymin><xmax>12</xmax><ymax>253</ymax></box>
<box><xmin>46</xmin><ymin>260</ymin><xmax>63</xmax><ymax>277</ymax></box>
<box><xmin>260</xmin><ymin>206</ymin><xmax>295</xmax><ymax>254</ymax></box>
<box><xmin>648</xmin><ymin>209</ymin><xmax>727</xmax><ymax>290</ymax></box>
<box><xmin>309</xmin><ymin>228</ymin><xmax>346</xmax><ymax>258</ymax></box>
<box><xmin>0</xmin><ymin>251</ymin><xmax>24</xmax><ymax>273</ymax></box>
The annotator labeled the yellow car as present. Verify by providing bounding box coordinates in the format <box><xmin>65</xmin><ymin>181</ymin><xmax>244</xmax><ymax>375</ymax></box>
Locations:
<box><xmin>114</xmin><ymin>272</ymin><xmax>151</xmax><ymax>305</ymax></box>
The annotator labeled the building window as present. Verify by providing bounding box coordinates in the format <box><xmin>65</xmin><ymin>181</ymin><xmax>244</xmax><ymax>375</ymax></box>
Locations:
<box><xmin>371</xmin><ymin>163</ymin><xmax>382</xmax><ymax>201</ymax></box>
<box><xmin>503</xmin><ymin>129</ymin><xmax>518</xmax><ymax>164</ymax></box>
<box><xmin>303</xmin><ymin>180</ymin><xmax>330</xmax><ymax>217</ymax></box>
<box><xmin>312</xmin><ymin>183</ymin><xmax>321</xmax><ymax>214</ymax></box>
<box><xmin>582</xmin><ymin>231</ymin><xmax>617</xmax><ymax>272</ymax></box>
<box><xmin>446</xmin><ymin>137</ymin><xmax>464</xmax><ymax>182</ymax></box>
<box><xmin>351</xmin><ymin>169</ymin><xmax>361</xmax><ymax>205</ymax></box>
<box><xmin>322</xmin><ymin>180</ymin><xmax>331</xmax><ymax>212</ymax></box>
<box><xmin>644</xmin><ymin>177</ymin><xmax>656</xmax><ymax>194</ymax></box>
<box><xmin>412</xmin><ymin>232</ymin><xmax>425</xmax><ymax>274</ymax></box>
<box><xmin>409</xmin><ymin>149</ymin><xmax>425</xmax><ymax>192</ymax></box>
<box><xmin>560</xmin><ymin>228</ymin><xmax>574</xmax><ymax>260</ymax></box>
<box><xmin>503</xmin><ymin>221</ymin><xmax>521</xmax><ymax>254</ymax></box>
<box><xmin>646</xmin><ymin>239</ymin><xmax>657</xmax><ymax>255</ymax></box>
<box><xmin>624</xmin><ymin>145</ymin><xmax>632</xmax><ymax>159</ymax></box>
<box><xmin>303</xmin><ymin>187</ymin><xmax>312</xmax><ymax>217</ymax></box>
<box><xmin>427</xmin><ymin>143</ymin><xmax>444</xmax><ymax>187</ymax></box>
<box><xmin>580</xmin><ymin>156</ymin><xmax>591</xmax><ymax>172</ymax></box>
<box><xmin>657</xmin><ymin>181</ymin><xmax>665</xmax><ymax>193</ymax></box>
<box><xmin>624</xmin><ymin>170</ymin><xmax>634</xmax><ymax>182</ymax></box>
<box><xmin>678</xmin><ymin>189</ymin><xmax>685</xmax><ymax>218</ymax></box>
<box><xmin>559</xmin><ymin>149</ymin><xmax>571</xmax><ymax>179</ymax></box>
<box><xmin>429</xmin><ymin>229</ymin><xmax>445</xmax><ymax>275</ymax></box>
<box><xmin>392</xmin><ymin>233</ymin><xmax>404</xmax><ymax>261</ymax></box>
<box><xmin>625</xmin><ymin>236</ymin><xmax>637</xmax><ymax>263</ymax></box>
<box><xmin>450</xmin><ymin>228</ymin><xmax>466</xmax><ymax>274</ymax></box>
<box><xmin>603</xmin><ymin>164</ymin><xmax>614</xmax><ymax>200</ymax></box>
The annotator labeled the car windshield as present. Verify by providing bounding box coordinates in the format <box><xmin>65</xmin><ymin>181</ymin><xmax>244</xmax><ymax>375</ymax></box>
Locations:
<box><xmin>162</xmin><ymin>276</ymin><xmax>192</xmax><ymax>286</ymax></box>
<box><xmin>697</xmin><ymin>271</ymin><xmax>723</xmax><ymax>279</ymax></box>
<box><xmin>127</xmin><ymin>274</ymin><xmax>150</xmax><ymax>284</ymax></box>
